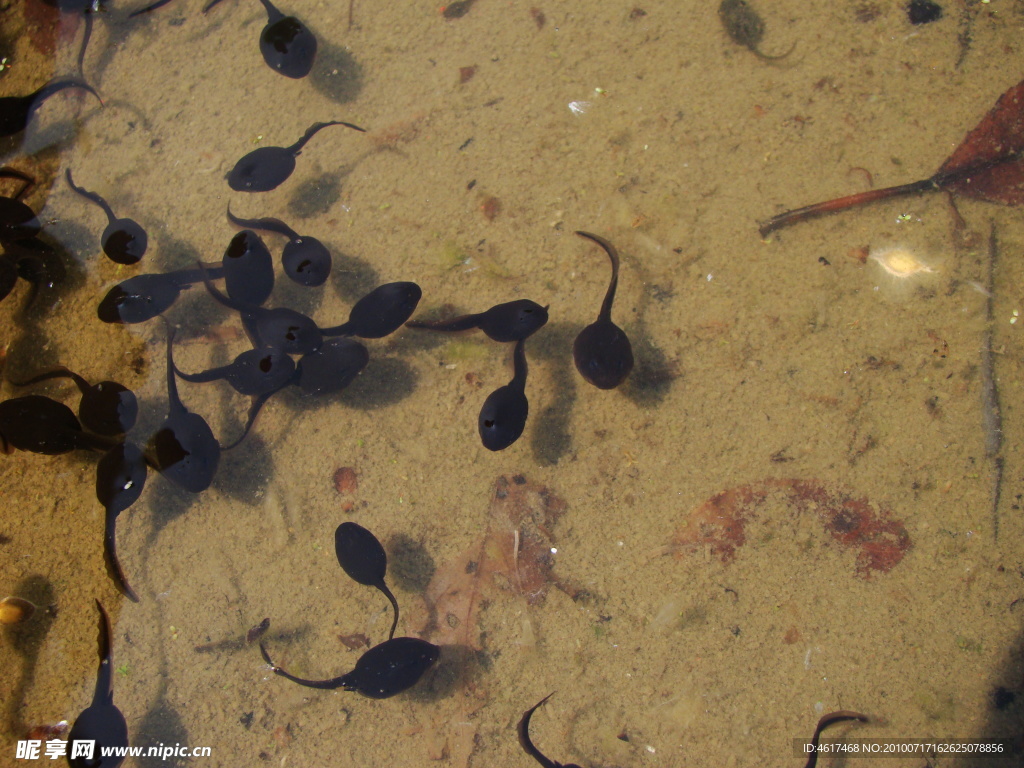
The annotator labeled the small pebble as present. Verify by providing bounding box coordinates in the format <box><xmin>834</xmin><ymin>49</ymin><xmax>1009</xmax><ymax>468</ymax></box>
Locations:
<box><xmin>0</xmin><ymin>596</ymin><xmax>36</xmax><ymax>624</ymax></box>
<box><xmin>334</xmin><ymin>467</ymin><xmax>358</xmax><ymax>494</ymax></box>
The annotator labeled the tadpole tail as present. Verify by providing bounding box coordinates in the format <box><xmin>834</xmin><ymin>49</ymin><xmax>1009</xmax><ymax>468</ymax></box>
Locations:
<box><xmin>510</xmin><ymin>337</ymin><xmax>528</xmax><ymax>391</ymax></box>
<box><xmin>758</xmin><ymin>178</ymin><xmax>936</xmax><ymax>238</ymax></box>
<box><xmin>405</xmin><ymin>314</ymin><xmax>480</xmax><ymax>333</ymax></box>
<box><xmin>802</xmin><ymin>710</ymin><xmax>869</xmax><ymax>768</ymax></box>
<box><xmin>66</xmin><ymin>169</ymin><xmax>117</xmax><ymax>222</ymax></box>
<box><xmin>8</xmin><ymin>366</ymin><xmax>85</xmax><ymax>392</ymax></box>
<box><xmin>36</xmin><ymin>78</ymin><xmax>103</xmax><ymax>111</ymax></box>
<box><xmin>221</xmin><ymin>393</ymin><xmax>273</xmax><ymax>451</ymax></box>
<box><xmin>381</xmin><ymin>584</ymin><xmax>400</xmax><ymax>642</ymax></box>
<box><xmin>258</xmin><ymin>642</ymin><xmax>348</xmax><ymax>689</ymax></box>
<box><xmin>129</xmin><ymin>0</ymin><xmax>177</xmax><ymax>16</ymax></box>
<box><xmin>517</xmin><ymin>693</ymin><xmax>560</xmax><ymax>768</ymax></box>
<box><xmin>288</xmin><ymin>120</ymin><xmax>367</xmax><ymax>154</ymax></box>
<box><xmin>574</xmin><ymin>230</ymin><xmax>620</xmax><ymax>323</ymax></box>
<box><xmin>258</xmin><ymin>0</ymin><xmax>284</xmax><ymax>22</ymax></box>
<box><xmin>104</xmin><ymin>507</ymin><xmax>140</xmax><ymax>603</ymax></box>
<box><xmin>226</xmin><ymin>207</ymin><xmax>297</xmax><ymax>239</ymax></box>
<box><xmin>92</xmin><ymin>600</ymin><xmax>117</xmax><ymax>705</ymax></box>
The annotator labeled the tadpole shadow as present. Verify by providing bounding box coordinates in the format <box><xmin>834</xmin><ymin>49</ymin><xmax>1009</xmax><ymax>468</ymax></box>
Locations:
<box><xmin>620</xmin><ymin>324</ymin><xmax>678</xmax><ymax>409</ymax></box>
<box><xmin>308</xmin><ymin>39</ymin><xmax>363</xmax><ymax>104</ymax></box>
<box><xmin>324</xmin><ymin>249</ymin><xmax>380</xmax><ymax>306</ymax></box>
<box><xmin>528</xmin><ymin>322</ymin><xmax>577</xmax><ymax>466</ymax></box>
<box><xmin>212</xmin><ymin>434</ymin><xmax>273</xmax><ymax>505</ymax></box>
<box><xmin>407</xmin><ymin>644</ymin><xmax>485</xmax><ymax>704</ymax></box>
<box><xmin>278</xmin><ymin>354</ymin><xmax>418</xmax><ymax>414</ymax></box>
<box><xmin>337</xmin><ymin>356</ymin><xmax>419</xmax><ymax>410</ymax></box>
<box><xmin>386</xmin><ymin>533</ymin><xmax>436</xmax><ymax>594</ymax></box>
<box><xmin>144</xmin><ymin>471</ymin><xmax>203</xmax><ymax>534</ymax></box>
<box><xmin>287</xmin><ymin>170</ymin><xmax>350</xmax><ymax>220</ymax></box>
<box><xmin>134</xmin><ymin>680</ymin><xmax>190</xmax><ymax>768</ymax></box>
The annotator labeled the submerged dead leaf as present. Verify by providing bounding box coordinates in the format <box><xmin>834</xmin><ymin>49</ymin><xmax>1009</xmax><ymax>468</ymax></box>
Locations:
<box><xmin>422</xmin><ymin>474</ymin><xmax>577</xmax><ymax>650</ymax></box>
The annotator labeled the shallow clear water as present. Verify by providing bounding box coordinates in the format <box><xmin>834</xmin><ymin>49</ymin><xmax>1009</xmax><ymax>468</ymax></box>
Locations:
<box><xmin>2</xmin><ymin>1</ymin><xmax>1024</xmax><ymax>766</ymax></box>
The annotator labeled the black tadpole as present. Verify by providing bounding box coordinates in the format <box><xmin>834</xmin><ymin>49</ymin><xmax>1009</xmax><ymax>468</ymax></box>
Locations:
<box><xmin>65</xmin><ymin>169</ymin><xmax>148</xmax><ymax>265</ymax></box>
<box><xmin>175</xmin><ymin>347</ymin><xmax>295</xmax><ymax>397</ymax></box>
<box><xmin>12</xmin><ymin>367</ymin><xmax>138</xmax><ymax>436</ymax></box>
<box><xmin>0</xmin><ymin>186</ymin><xmax>41</xmax><ymax>249</ymax></box>
<box><xmin>0</xmin><ymin>258</ymin><xmax>16</xmax><ymax>302</ymax></box>
<box><xmin>219</xmin><ymin>228</ymin><xmax>275</xmax><ymax>307</ymax></box>
<box><xmin>97</xmin><ymin>265</ymin><xmax>225</xmax><ymax>324</ymax></box>
<box><xmin>256</xmin><ymin>0</ymin><xmax>318</xmax><ymax>78</ymax></box>
<box><xmin>517</xmin><ymin>694</ymin><xmax>582</xmax><ymax>768</ymax></box>
<box><xmin>146</xmin><ymin>324</ymin><xmax>221</xmax><ymax>493</ymax></box>
<box><xmin>0</xmin><ymin>395</ymin><xmax>82</xmax><ymax>455</ymax></box>
<box><xmin>572</xmin><ymin>230</ymin><xmax>633</xmax><ymax>390</ymax></box>
<box><xmin>203</xmin><ymin>0</ymin><xmax>318</xmax><ymax>78</ymax></box>
<box><xmin>198</xmin><ymin>265</ymin><xmax>323</xmax><ymax>355</ymax></box>
<box><xmin>335</xmin><ymin>522</ymin><xmax>400</xmax><ymax>641</ymax></box>
<box><xmin>0</xmin><ymin>171</ymin><xmax>40</xmax><ymax>243</ymax></box>
<box><xmin>719</xmin><ymin>0</ymin><xmax>795</xmax><ymax>61</ymax></box>
<box><xmin>478</xmin><ymin>338</ymin><xmax>529</xmax><ymax>451</ymax></box>
<box><xmin>294</xmin><ymin>337</ymin><xmax>369</xmax><ymax>396</ymax></box>
<box><xmin>406</xmin><ymin>299</ymin><xmax>549</xmax><ymax>342</ymax></box>
<box><xmin>96</xmin><ymin>442</ymin><xmax>146</xmax><ymax>603</ymax></box>
<box><xmin>0</xmin><ymin>77</ymin><xmax>102</xmax><ymax>139</ymax></box>
<box><xmin>175</xmin><ymin>346</ymin><xmax>297</xmax><ymax>451</ymax></box>
<box><xmin>260</xmin><ymin>636</ymin><xmax>439</xmax><ymax>699</ymax></box>
<box><xmin>320</xmin><ymin>281</ymin><xmax>422</xmax><ymax>338</ymax></box>
<box><xmin>67</xmin><ymin>601</ymin><xmax>129</xmax><ymax>768</ymax></box>
<box><xmin>227</xmin><ymin>120</ymin><xmax>365</xmax><ymax>193</ymax></box>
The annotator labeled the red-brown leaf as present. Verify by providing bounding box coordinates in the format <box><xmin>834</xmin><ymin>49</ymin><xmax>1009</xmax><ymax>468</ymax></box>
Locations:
<box><xmin>937</xmin><ymin>78</ymin><xmax>1024</xmax><ymax>204</ymax></box>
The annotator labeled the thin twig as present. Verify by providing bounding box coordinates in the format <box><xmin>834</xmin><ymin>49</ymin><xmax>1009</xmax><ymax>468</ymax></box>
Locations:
<box><xmin>980</xmin><ymin>221</ymin><xmax>1003</xmax><ymax>540</ymax></box>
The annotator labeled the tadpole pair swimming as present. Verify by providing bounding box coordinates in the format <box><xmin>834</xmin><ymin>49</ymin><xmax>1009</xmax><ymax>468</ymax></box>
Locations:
<box><xmin>227</xmin><ymin>207</ymin><xmax>331</xmax><ymax>286</ymax></box>
<box><xmin>1</xmin><ymin>369</ymin><xmax>144</xmax><ymax>601</ymax></box>
<box><xmin>407</xmin><ymin>299</ymin><xmax>548</xmax><ymax>451</ymax></box>
<box><xmin>260</xmin><ymin>522</ymin><xmax>439</xmax><ymax>698</ymax></box>
<box><xmin>0</xmin><ymin>169</ymin><xmax>66</xmax><ymax>305</ymax></box>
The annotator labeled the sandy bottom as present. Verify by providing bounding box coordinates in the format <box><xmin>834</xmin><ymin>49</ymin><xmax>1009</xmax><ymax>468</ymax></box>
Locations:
<box><xmin>2</xmin><ymin>0</ymin><xmax>1024</xmax><ymax>766</ymax></box>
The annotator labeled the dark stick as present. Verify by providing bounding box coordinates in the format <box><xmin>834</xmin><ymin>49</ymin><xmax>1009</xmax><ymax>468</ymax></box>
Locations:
<box><xmin>759</xmin><ymin>179</ymin><xmax>936</xmax><ymax>238</ymax></box>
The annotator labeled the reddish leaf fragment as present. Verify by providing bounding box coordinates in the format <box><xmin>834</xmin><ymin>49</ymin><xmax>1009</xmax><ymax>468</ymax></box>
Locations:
<box><xmin>938</xmin><ymin>79</ymin><xmax>1024</xmax><ymax>204</ymax></box>
<box><xmin>669</xmin><ymin>478</ymin><xmax>911</xmax><ymax>578</ymax></box>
